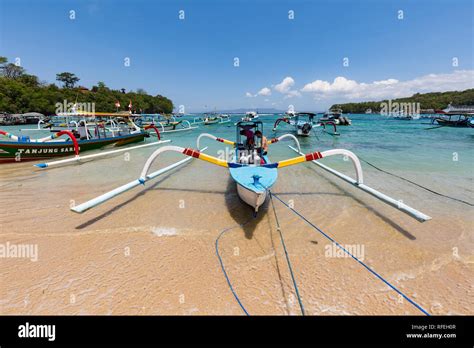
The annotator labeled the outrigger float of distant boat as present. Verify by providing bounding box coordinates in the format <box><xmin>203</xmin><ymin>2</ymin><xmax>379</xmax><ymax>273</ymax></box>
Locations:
<box><xmin>134</xmin><ymin>114</ymin><xmax>198</xmax><ymax>134</ymax></box>
<box><xmin>273</xmin><ymin>112</ymin><xmax>339</xmax><ymax>137</ymax></box>
<box><xmin>320</xmin><ymin>108</ymin><xmax>352</xmax><ymax>126</ymax></box>
<box><xmin>192</xmin><ymin>113</ymin><xmax>231</xmax><ymax>125</ymax></box>
<box><xmin>0</xmin><ymin>112</ymin><xmax>164</xmax><ymax>164</ymax></box>
<box><xmin>71</xmin><ymin>120</ymin><xmax>431</xmax><ymax>223</ymax></box>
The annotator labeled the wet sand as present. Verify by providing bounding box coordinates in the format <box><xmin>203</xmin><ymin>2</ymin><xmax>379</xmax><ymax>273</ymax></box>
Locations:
<box><xmin>0</xmin><ymin>145</ymin><xmax>472</xmax><ymax>315</ymax></box>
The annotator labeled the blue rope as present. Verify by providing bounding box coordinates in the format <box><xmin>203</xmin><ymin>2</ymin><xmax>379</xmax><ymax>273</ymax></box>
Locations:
<box><xmin>269</xmin><ymin>191</ymin><xmax>305</xmax><ymax>315</ymax></box>
<box><xmin>270</xmin><ymin>192</ymin><xmax>430</xmax><ymax>316</ymax></box>
<box><xmin>215</xmin><ymin>219</ymin><xmax>252</xmax><ymax>316</ymax></box>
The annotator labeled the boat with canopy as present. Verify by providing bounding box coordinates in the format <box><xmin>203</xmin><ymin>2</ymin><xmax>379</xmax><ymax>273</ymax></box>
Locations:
<box><xmin>0</xmin><ymin>112</ymin><xmax>156</xmax><ymax>163</ymax></box>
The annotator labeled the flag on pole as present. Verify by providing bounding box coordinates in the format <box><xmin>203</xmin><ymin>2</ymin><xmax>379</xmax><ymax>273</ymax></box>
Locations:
<box><xmin>128</xmin><ymin>100</ymin><xmax>132</xmax><ymax>110</ymax></box>
<box><xmin>115</xmin><ymin>100</ymin><xmax>121</xmax><ymax>108</ymax></box>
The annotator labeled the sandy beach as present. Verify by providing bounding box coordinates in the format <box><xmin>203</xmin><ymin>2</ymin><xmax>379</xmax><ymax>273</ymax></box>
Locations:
<box><xmin>1</xmin><ymin>134</ymin><xmax>472</xmax><ymax>315</ymax></box>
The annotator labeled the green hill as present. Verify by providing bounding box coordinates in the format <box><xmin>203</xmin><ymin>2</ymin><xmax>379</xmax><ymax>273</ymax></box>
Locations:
<box><xmin>0</xmin><ymin>57</ymin><xmax>173</xmax><ymax>115</ymax></box>
<box><xmin>330</xmin><ymin>89</ymin><xmax>474</xmax><ymax>113</ymax></box>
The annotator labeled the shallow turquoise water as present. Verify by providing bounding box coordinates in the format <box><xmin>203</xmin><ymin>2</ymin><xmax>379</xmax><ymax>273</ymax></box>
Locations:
<box><xmin>169</xmin><ymin>114</ymin><xmax>474</xmax><ymax>176</ymax></box>
<box><xmin>4</xmin><ymin>114</ymin><xmax>473</xmax><ymax>176</ymax></box>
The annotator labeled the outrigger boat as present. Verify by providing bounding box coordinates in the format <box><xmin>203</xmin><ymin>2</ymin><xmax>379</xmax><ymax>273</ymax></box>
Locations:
<box><xmin>241</xmin><ymin>111</ymin><xmax>259</xmax><ymax>122</ymax></box>
<box><xmin>135</xmin><ymin>114</ymin><xmax>197</xmax><ymax>134</ymax></box>
<box><xmin>431</xmin><ymin>113</ymin><xmax>473</xmax><ymax>128</ymax></box>
<box><xmin>193</xmin><ymin>113</ymin><xmax>231</xmax><ymax>125</ymax></box>
<box><xmin>71</xmin><ymin>120</ymin><xmax>431</xmax><ymax>223</ymax></box>
<box><xmin>0</xmin><ymin>113</ymin><xmax>157</xmax><ymax>163</ymax></box>
<box><xmin>273</xmin><ymin>112</ymin><xmax>339</xmax><ymax>136</ymax></box>
<box><xmin>320</xmin><ymin>108</ymin><xmax>351</xmax><ymax>126</ymax></box>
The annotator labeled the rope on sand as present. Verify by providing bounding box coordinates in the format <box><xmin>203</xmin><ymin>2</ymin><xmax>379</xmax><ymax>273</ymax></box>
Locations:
<box><xmin>269</xmin><ymin>191</ymin><xmax>305</xmax><ymax>315</ymax></box>
<box><xmin>270</xmin><ymin>192</ymin><xmax>430</xmax><ymax>316</ymax></box>
<box><xmin>359</xmin><ymin>157</ymin><xmax>473</xmax><ymax>207</ymax></box>
<box><xmin>215</xmin><ymin>219</ymin><xmax>253</xmax><ymax>315</ymax></box>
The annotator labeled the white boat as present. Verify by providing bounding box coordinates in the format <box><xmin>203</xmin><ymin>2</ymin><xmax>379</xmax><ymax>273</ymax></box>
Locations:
<box><xmin>242</xmin><ymin>111</ymin><xmax>259</xmax><ymax>121</ymax></box>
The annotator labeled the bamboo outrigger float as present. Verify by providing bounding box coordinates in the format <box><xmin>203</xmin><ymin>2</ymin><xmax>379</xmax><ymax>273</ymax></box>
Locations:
<box><xmin>71</xmin><ymin>121</ymin><xmax>431</xmax><ymax>222</ymax></box>
<box><xmin>135</xmin><ymin>114</ymin><xmax>198</xmax><ymax>133</ymax></box>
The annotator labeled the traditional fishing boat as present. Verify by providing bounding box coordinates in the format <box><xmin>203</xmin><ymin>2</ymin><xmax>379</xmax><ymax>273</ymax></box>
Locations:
<box><xmin>135</xmin><ymin>114</ymin><xmax>197</xmax><ymax>134</ymax></box>
<box><xmin>273</xmin><ymin>112</ymin><xmax>339</xmax><ymax>137</ymax></box>
<box><xmin>320</xmin><ymin>108</ymin><xmax>351</xmax><ymax>125</ymax></box>
<box><xmin>432</xmin><ymin>113</ymin><xmax>473</xmax><ymax>127</ymax></box>
<box><xmin>193</xmin><ymin>113</ymin><xmax>231</xmax><ymax>125</ymax></box>
<box><xmin>0</xmin><ymin>113</ymin><xmax>154</xmax><ymax>163</ymax></box>
<box><xmin>241</xmin><ymin>111</ymin><xmax>259</xmax><ymax>122</ymax></box>
<box><xmin>71</xmin><ymin>120</ymin><xmax>431</xmax><ymax>223</ymax></box>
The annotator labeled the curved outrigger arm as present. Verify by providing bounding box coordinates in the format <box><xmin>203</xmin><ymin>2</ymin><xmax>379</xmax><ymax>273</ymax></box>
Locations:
<box><xmin>273</xmin><ymin>117</ymin><xmax>291</xmax><ymax>131</ymax></box>
<box><xmin>318</xmin><ymin>121</ymin><xmax>340</xmax><ymax>136</ymax></box>
<box><xmin>262</xmin><ymin>149</ymin><xmax>363</xmax><ymax>183</ymax></box>
<box><xmin>197</xmin><ymin>133</ymin><xmax>236</xmax><ymax>149</ymax></box>
<box><xmin>144</xmin><ymin>124</ymin><xmax>161</xmax><ymax>139</ymax></box>
<box><xmin>140</xmin><ymin>145</ymin><xmax>229</xmax><ymax>183</ymax></box>
<box><xmin>267</xmin><ymin>134</ymin><xmax>302</xmax><ymax>153</ymax></box>
<box><xmin>287</xmin><ymin>145</ymin><xmax>431</xmax><ymax>222</ymax></box>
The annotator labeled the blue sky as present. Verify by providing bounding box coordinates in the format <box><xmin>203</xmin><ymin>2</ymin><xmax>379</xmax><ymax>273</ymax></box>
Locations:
<box><xmin>1</xmin><ymin>0</ymin><xmax>473</xmax><ymax>111</ymax></box>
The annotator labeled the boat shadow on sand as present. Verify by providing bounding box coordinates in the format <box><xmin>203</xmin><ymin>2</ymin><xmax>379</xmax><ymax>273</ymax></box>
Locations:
<box><xmin>74</xmin><ymin>163</ymin><xmax>415</xmax><ymax>241</ymax></box>
<box><xmin>304</xmin><ymin>166</ymin><xmax>416</xmax><ymax>240</ymax></box>
<box><xmin>73</xmin><ymin>160</ymin><xmax>222</xmax><ymax>230</ymax></box>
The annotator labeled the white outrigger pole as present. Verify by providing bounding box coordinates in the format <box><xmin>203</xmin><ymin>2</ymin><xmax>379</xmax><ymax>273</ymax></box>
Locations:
<box><xmin>288</xmin><ymin>145</ymin><xmax>431</xmax><ymax>222</ymax></box>
<box><xmin>34</xmin><ymin>140</ymin><xmax>171</xmax><ymax>169</ymax></box>
<box><xmin>71</xmin><ymin>146</ymin><xmax>208</xmax><ymax>213</ymax></box>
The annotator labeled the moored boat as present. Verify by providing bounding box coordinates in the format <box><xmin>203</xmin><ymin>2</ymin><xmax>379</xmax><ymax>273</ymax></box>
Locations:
<box><xmin>241</xmin><ymin>111</ymin><xmax>259</xmax><ymax>122</ymax></box>
<box><xmin>433</xmin><ymin>113</ymin><xmax>473</xmax><ymax>127</ymax></box>
<box><xmin>0</xmin><ymin>114</ymin><xmax>149</xmax><ymax>163</ymax></box>
<box><xmin>273</xmin><ymin>112</ymin><xmax>339</xmax><ymax>137</ymax></box>
<box><xmin>320</xmin><ymin>108</ymin><xmax>351</xmax><ymax>125</ymax></box>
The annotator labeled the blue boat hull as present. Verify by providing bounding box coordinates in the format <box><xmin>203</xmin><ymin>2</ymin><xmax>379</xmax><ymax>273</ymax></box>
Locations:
<box><xmin>229</xmin><ymin>155</ymin><xmax>277</xmax><ymax>212</ymax></box>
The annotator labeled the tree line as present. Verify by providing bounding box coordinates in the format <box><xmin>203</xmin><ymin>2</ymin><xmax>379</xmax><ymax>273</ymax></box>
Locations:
<box><xmin>0</xmin><ymin>57</ymin><xmax>173</xmax><ymax>115</ymax></box>
<box><xmin>331</xmin><ymin>89</ymin><xmax>474</xmax><ymax>113</ymax></box>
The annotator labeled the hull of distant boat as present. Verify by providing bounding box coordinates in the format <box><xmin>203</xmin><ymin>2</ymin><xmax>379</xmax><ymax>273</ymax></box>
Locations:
<box><xmin>296</xmin><ymin>127</ymin><xmax>311</xmax><ymax>136</ymax></box>
<box><xmin>435</xmin><ymin>118</ymin><xmax>471</xmax><ymax>127</ymax></box>
<box><xmin>0</xmin><ymin>132</ymin><xmax>145</xmax><ymax>163</ymax></box>
<box><xmin>393</xmin><ymin>116</ymin><xmax>413</xmax><ymax>120</ymax></box>
<box><xmin>236</xmin><ymin>183</ymin><xmax>267</xmax><ymax>213</ymax></box>
<box><xmin>204</xmin><ymin>119</ymin><xmax>220</xmax><ymax>125</ymax></box>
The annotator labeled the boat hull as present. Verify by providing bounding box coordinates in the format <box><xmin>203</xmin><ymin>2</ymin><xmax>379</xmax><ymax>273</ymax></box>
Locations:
<box><xmin>236</xmin><ymin>183</ymin><xmax>268</xmax><ymax>213</ymax></box>
<box><xmin>435</xmin><ymin>118</ymin><xmax>472</xmax><ymax>127</ymax></box>
<box><xmin>229</xmin><ymin>156</ymin><xmax>278</xmax><ymax>213</ymax></box>
<box><xmin>0</xmin><ymin>132</ymin><xmax>145</xmax><ymax>163</ymax></box>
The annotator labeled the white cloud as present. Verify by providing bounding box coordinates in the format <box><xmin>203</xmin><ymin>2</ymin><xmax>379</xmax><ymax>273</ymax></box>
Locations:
<box><xmin>257</xmin><ymin>87</ymin><xmax>272</xmax><ymax>96</ymax></box>
<box><xmin>274</xmin><ymin>76</ymin><xmax>295</xmax><ymax>93</ymax></box>
<box><xmin>246</xmin><ymin>86</ymin><xmax>271</xmax><ymax>97</ymax></box>
<box><xmin>274</xmin><ymin>76</ymin><xmax>301</xmax><ymax>99</ymax></box>
<box><xmin>284</xmin><ymin>90</ymin><xmax>301</xmax><ymax>99</ymax></box>
<box><xmin>301</xmin><ymin>70</ymin><xmax>474</xmax><ymax>100</ymax></box>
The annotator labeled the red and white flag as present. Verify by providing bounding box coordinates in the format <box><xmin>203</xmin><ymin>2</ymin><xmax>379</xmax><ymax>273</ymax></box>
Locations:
<box><xmin>128</xmin><ymin>100</ymin><xmax>132</xmax><ymax>110</ymax></box>
<box><xmin>115</xmin><ymin>100</ymin><xmax>121</xmax><ymax>108</ymax></box>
